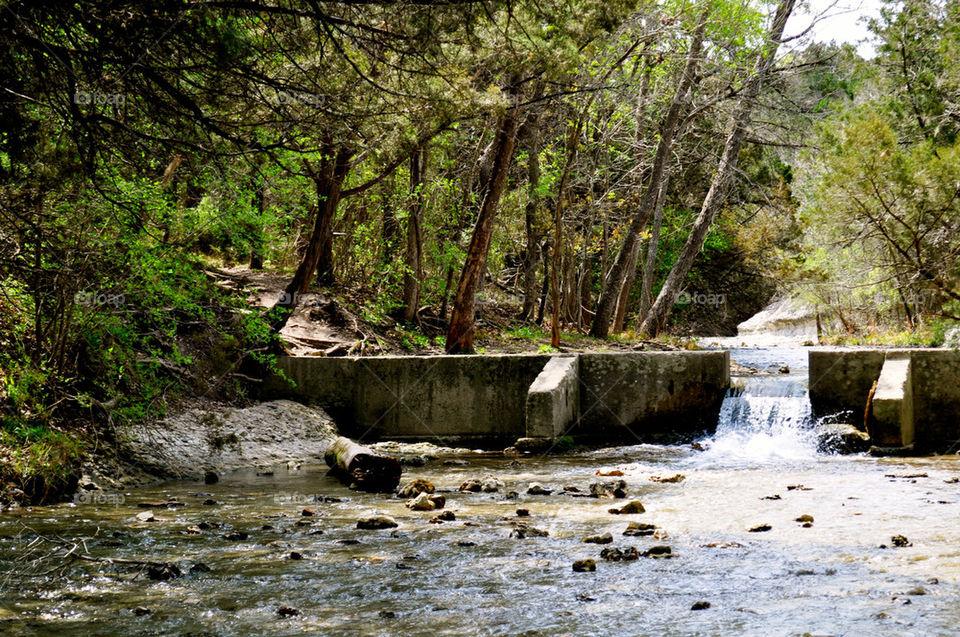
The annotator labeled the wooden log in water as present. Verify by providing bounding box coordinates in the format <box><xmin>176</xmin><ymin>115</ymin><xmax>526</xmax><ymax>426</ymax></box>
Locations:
<box><xmin>324</xmin><ymin>436</ymin><xmax>402</xmax><ymax>492</ymax></box>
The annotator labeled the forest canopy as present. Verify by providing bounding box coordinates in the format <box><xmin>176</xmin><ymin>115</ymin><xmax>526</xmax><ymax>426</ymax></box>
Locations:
<box><xmin>1</xmin><ymin>0</ymin><xmax>958</xmax><ymax>496</ymax></box>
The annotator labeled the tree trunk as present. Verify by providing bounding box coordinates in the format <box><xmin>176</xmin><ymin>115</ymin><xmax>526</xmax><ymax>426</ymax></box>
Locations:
<box><xmin>446</xmin><ymin>110</ymin><xmax>520</xmax><ymax>353</ymax></box>
<box><xmin>380</xmin><ymin>173</ymin><xmax>399</xmax><ymax>265</ymax></box>
<box><xmin>638</xmin><ymin>179</ymin><xmax>669</xmax><ymax>318</ymax></box>
<box><xmin>324</xmin><ymin>436</ymin><xmax>402</xmax><ymax>493</ymax></box>
<box><xmin>271</xmin><ymin>144</ymin><xmax>353</xmax><ymax>332</ymax></box>
<box><xmin>640</xmin><ymin>0</ymin><xmax>796</xmax><ymax>337</ymax></box>
<box><xmin>249</xmin><ymin>175</ymin><xmax>265</xmax><ymax>270</ymax></box>
<box><xmin>536</xmin><ymin>240</ymin><xmax>550</xmax><ymax>325</ymax></box>
<box><xmin>612</xmin><ymin>241</ymin><xmax>641</xmax><ymax>333</ymax></box>
<box><xmin>402</xmin><ymin>145</ymin><xmax>426</xmax><ymax>323</ymax></box>
<box><xmin>590</xmin><ymin>8</ymin><xmax>710</xmax><ymax>338</ymax></box>
<box><xmin>519</xmin><ymin>109</ymin><xmax>542</xmax><ymax>321</ymax></box>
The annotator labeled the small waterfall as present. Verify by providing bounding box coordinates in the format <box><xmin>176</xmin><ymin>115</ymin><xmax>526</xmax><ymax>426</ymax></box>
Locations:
<box><xmin>695</xmin><ymin>374</ymin><xmax>818</xmax><ymax>465</ymax></box>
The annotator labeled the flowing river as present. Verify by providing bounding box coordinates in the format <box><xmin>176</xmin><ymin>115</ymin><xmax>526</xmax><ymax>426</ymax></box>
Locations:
<box><xmin>2</xmin><ymin>348</ymin><xmax>960</xmax><ymax>636</ymax></box>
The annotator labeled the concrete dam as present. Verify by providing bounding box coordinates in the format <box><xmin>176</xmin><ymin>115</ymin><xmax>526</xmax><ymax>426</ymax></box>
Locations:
<box><xmin>266</xmin><ymin>351</ymin><xmax>731</xmax><ymax>445</ymax></box>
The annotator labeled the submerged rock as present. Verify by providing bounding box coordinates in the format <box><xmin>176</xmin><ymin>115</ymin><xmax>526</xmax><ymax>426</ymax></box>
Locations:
<box><xmin>430</xmin><ymin>511</ymin><xmax>456</xmax><ymax>523</ymax></box>
<box><xmin>276</xmin><ymin>606</ymin><xmax>300</xmax><ymax>618</ymax></box>
<box><xmin>649</xmin><ymin>474</ymin><xmax>685</xmax><ymax>484</ymax></box>
<box><xmin>817</xmin><ymin>424</ymin><xmax>870</xmax><ymax>454</ymax></box>
<box><xmin>357</xmin><ymin>515</ymin><xmax>398</xmax><ymax>530</ymax></box>
<box><xmin>642</xmin><ymin>545</ymin><xmax>673</xmax><ymax>558</ymax></box>
<box><xmin>515</xmin><ymin>437</ymin><xmax>552</xmax><ymax>453</ymax></box>
<box><xmin>526</xmin><ymin>483</ymin><xmax>553</xmax><ymax>496</ymax></box>
<box><xmin>510</xmin><ymin>524</ymin><xmax>549</xmax><ymax>539</ymax></box>
<box><xmin>572</xmin><ymin>559</ymin><xmax>596</xmax><ymax>572</ymax></box>
<box><xmin>691</xmin><ymin>601</ymin><xmax>711</xmax><ymax>611</ymax></box>
<box><xmin>748</xmin><ymin>524</ymin><xmax>772</xmax><ymax>533</ymax></box>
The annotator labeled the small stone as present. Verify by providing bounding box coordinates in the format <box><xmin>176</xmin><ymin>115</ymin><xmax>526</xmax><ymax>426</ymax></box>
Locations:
<box><xmin>510</xmin><ymin>524</ymin><xmax>549</xmax><ymax>539</ymax></box>
<box><xmin>459</xmin><ymin>479</ymin><xmax>482</xmax><ymax>492</ymax></box>
<box><xmin>642</xmin><ymin>545</ymin><xmax>672</xmax><ymax>558</ymax></box>
<box><xmin>515</xmin><ymin>437</ymin><xmax>552</xmax><ymax>453</ymax></box>
<box><xmin>134</xmin><ymin>607</ymin><xmax>152</xmax><ymax>616</ymax></box>
<box><xmin>691</xmin><ymin>601</ymin><xmax>711</xmax><ymax>611</ymax></box>
<box><xmin>527</xmin><ymin>482</ymin><xmax>553</xmax><ymax>495</ymax></box>
<box><xmin>135</xmin><ymin>510</ymin><xmax>156</xmax><ymax>522</ymax></box>
<box><xmin>146</xmin><ymin>564</ymin><xmax>182</xmax><ymax>581</ymax></box>
<box><xmin>503</xmin><ymin>447</ymin><xmax>518</xmax><ymax>456</ymax></box>
<box><xmin>204</xmin><ymin>471</ymin><xmax>219</xmax><ymax>485</ymax></box>
<box><xmin>301</xmin><ymin>508</ymin><xmax>316</xmax><ymax>516</ymax></box>
<box><xmin>224</xmin><ymin>531</ymin><xmax>248</xmax><ymax>541</ymax></box>
<box><xmin>891</xmin><ymin>534</ymin><xmax>911</xmax><ymax>547</ymax></box>
<box><xmin>203</xmin><ymin>499</ymin><xmax>219</xmax><ymax>506</ymax></box>
<box><xmin>601</xmin><ymin>547</ymin><xmax>639</xmax><ymax>561</ymax></box>
<box><xmin>649</xmin><ymin>474</ymin><xmax>685</xmax><ymax>483</ymax></box>
<box><xmin>610</xmin><ymin>501</ymin><xmax>645</xmax><ymax>515</ymax></box>
<box><xmin>795</xmin><ymin>514</ymin><xmax>814</xmax><ymax>524</ymax></box>
<box><xmin>516</xmin><ymin>508</ymin><xmax>530</xmax><ymax>517</ymax></box>
<box><xmin>589</xmin><ymin>479</ymin><xmax>627</xmax><ymax>499</ymax></box>
<box><xmin>397</xmin><ymin>479</ymin><xmax>435</xmax><ymax>499</ymax></box>
<box><xmin>357</xmin><ymin>515</ymin><xmax>398</xmax><ymax>530</ymax></box>
<box><xmin>379</xmin><ymin>610</ymin><xmax>397</xmax><ymax>619</ymax></box>
<box><xmin>596</xmin><ymin>470</ymin><xmax>625</xmax><ymax>477</ymax></box>
<box><xmin>189</xmin><ymin>563</ymin><xmax>211</xmax><ymax>574</ymax></box>
<box><xmin>572</xmin><ymin>559</ymin><xmax>596</xmax><ymax>572</ymax></box>
<box><xmin>456</xmin><ymin>541</ymin><xmax>476</xmax><ymax>547</ymax></box>
<box><xmin>761</xmin><ymin>494</ymin><xmax>782</xmax><ymax>500</ymax></box>
<box><xmin>801</xmin><ymin>522</ymin><xmax>813</xmax><ymax>528</ymax></box>
<box><xmin>257</xmin><ymin>470</ymin><xmax>274</xmax><ymax>477</ymax></box>
<box><xmin>185</xmin><ymin>525</ymin><xmax>202</xmax><ymax>534</ymax></box>
<box><xmin>582</xmin><ymin>532</ymin><xmax>613</xmax><ymax>545</ymax></box>
<box><xmin>276</xmin><ymin>606</ymin><xmax>299</xmax><ymax>618</ymax></box>
<box><xmin>927</xmin><ymin>577</ymin><xmax>939</xmax><ymax>585</ymax></box>
<box><xmin>906</xmin><ymin>588</ymin><xmax>926</xmax><ymax>595</ymax></box>
<box><xmin>480</xmin><ymin>475</ymin><xmax>504</xmax><ymax>492</ymax></box>
<box><xmin>406</xmin><ymin>492</ymin><xmax>436</xmax><ymax>511</ymax></box>
<box><xmin>400</xmin><ymin>455</ymin><xmax>427</xmax><ymax>467</ymax></box>
<box><xmin>289</xmin><ymin>551</ymin><xmax>303</xmax><ymax>560</ymax></box>
<box><xmin>623</xmin><ymin>522</ymin><xmax>657</xmax><ymax>536</ymax></box>
<box><xmin>430</xmin><ymin>511</ymin><xmax>456</xmax><ymax>523</ymax></box>
<box><xmin>748</xmin><ymin>524</ymin><xmax>772</xmax><ymax>533</ymax></box>
<box><xmin>428</xmin><ymin>495</ymin><xmax>446</xmax><ymax>509</ymax></box>
<box><xmin>778</xmin><ymin>365</ymin><xmax>790</xmax><ymax>374</ymax></box>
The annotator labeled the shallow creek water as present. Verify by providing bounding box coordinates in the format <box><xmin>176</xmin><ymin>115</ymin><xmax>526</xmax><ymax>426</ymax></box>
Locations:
<box><xmin>3</xmin><ymin>349</ymin><xmax>960</xmax><ymax>636</ymax></box>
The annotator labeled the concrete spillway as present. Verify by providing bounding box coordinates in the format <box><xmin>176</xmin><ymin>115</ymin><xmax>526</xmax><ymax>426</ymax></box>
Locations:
<box><xmin>266</xmin><ymin>351</ymin><xmax>730</xmax><ymax>445</ymax></box>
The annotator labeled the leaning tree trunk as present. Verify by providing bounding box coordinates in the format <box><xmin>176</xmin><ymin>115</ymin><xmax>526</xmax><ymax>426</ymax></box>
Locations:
<box><xmin>590</xmin><ymin>7</ymin><xmax>710</xmax><ymax>338</ymax></box>
<box><xmin>402</xmin><ymin>145</ymin><xmax>426</xmax><ymax>323</ymax></box>
<box><xmin>271</xmin><ymin>144</ymin><xmax>353</xmax><ymax>332</ymax></box>
<box><xmin>324</xmin><ymin>436</ymin><xmax>402</xmax><ymax>493</ymax></box>
<box><xmin>446</xmin><ymin>109</ymin><xmax>520</xmax><ymax>353</ymax></box>
<box><xmin>640</xmin><ymin>0</ymin><xmax>796</xmax><ymax>337</ymax></box>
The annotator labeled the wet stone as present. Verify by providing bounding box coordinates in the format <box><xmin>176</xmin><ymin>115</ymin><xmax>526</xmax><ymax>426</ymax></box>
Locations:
<box><xmin>510</xmin><ymin>524</ymin><xmax>549</xmax><ymax>539</ymax></box>
<box><xmin>134</xmin><ymin>607</ymin><xmax>152</xmax><ymax>616</ymax></box>
<box><xmin>691</xmin><ymin>601</ymin><xmax>711</xmax><ymax>611</ymax></box>
<box><xmin>527</xmin><ymin>483</ymin><xmax>553</xmax><ymax>495</ymax></box>
<box><xmin>748</xmin><ymin>524</ymin><xmax>772</xmax><ymax>533</ymax></box>
<box><xmin>590</xmin><ymin>479</ymin><xmax>627</xmax><ymax>499</ymax></box>
<box><xmin>398</xmin><ymin>478</ymin><xmax>435</xmax><ymax>499</ymax></box>
<box><xmin>357</xmin><ymin>515</ymin><xmax>399</xmax><ymax>530</ymax></box>
<box><xmin>204</xmin><ymin>471</ymin><xmax>219</xmax><ymax>485</ymax></box>
<box><xmin>289</xmin><ymin>551</ymin><xmax>303</xmax><ymax>560</ymax></box>
<box><xmin>600</xmin><ymin>547</ymin><xmax>639</xmax><ymax>561</ymax></box>
<box><xmin>224</xmin><ymin>531</ymin><xmax>249</xmax><ymax>541</ymax></box>
<box><xmin>572</xmin><ymin>559</ymin><xmax>596</xmax><ymax>572</ymax></box>
<box><xmin>516</xmin><ymin>508</ymin><xmax>530</xmax><ymax>517</ymax></box>
<box><xmin>642</xmin><ymin>545</ymin><xmax>673</xmax><ymax>558</ymax></box>
<box><xmin>795</xmin><ymin>514</ymin><xmax>814</xmax><ymax>524</ymax></box>
<box><xmin>582</xmin><ymin>532</ymin><xmax>613</xmax><ymax>545</ymax></box>
<box><xmin>276</xmin><ymin>606</ymin><xmax>299</xmax><ymax>618</ymax></box>
<box><xmin>891</xmin><ymin>534</ymin><xmax>912</xmax><ymax>547</ymax></box>
<box><xmin>623</xmin><ymin>522</ymin><xmax>657</xmax><ymax>537</ymax></box>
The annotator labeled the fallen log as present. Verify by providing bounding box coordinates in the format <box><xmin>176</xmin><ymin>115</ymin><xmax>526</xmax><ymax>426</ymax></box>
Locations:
<box><xmin>324</xmin><ymin>436</ymin><xmax>402</xmax><ymax>493</ymax></box>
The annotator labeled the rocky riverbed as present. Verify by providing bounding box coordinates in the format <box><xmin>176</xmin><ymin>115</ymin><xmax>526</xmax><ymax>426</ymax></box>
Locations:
<box><xmin>3</xmin><ymin>442</ymin><xmax>960</xmax><ymax>636</ymax></box>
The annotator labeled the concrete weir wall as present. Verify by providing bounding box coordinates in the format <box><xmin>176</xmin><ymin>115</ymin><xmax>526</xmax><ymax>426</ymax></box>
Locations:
<box><xmin>809</xmin><ymin>348</ymin><xmax>960</xmax><ymax>452</ymax></box>
<box><xmin>268</xmin><ymin>351</ymin><xmax>729</xmax><ymax>444</ymax></box>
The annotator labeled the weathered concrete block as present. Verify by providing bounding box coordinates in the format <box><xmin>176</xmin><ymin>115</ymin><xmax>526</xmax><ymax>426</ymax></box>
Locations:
<box><xmin>809</xmin><ymin>349</ymin><xmax>885</xmax><ymax>419</ymax></box>
<box><xmin>525</xmin><ymin>356</ymin><xmax>579</xmax><ymax>439</ymax></box>
<box><xmin>907</xmin><ymin>349</ymin><xmax>960</xmax><ymax>450</ymax></box>
<box><xmin>869</xmin><ymin>353</ymin><xmax>914</xmax><ymax>447</ymax></box>
<box><xmin>577</xmin><ymin>351</ymin><xmax>729</xmax><ymax>439</ymax></box>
